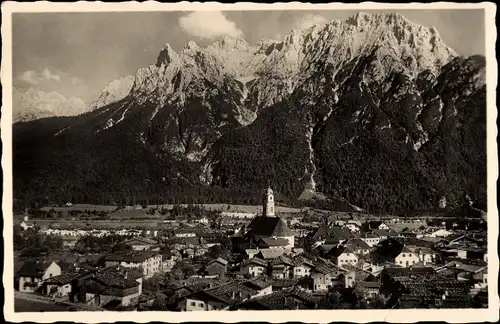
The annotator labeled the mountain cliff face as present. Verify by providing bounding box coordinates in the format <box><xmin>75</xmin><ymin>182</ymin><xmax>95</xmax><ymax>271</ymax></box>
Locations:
<box><xmin>88</xmin><ymin>76</ymin><xmax>135</xmax><ymax>111</ymax></box>
<box><xmin>12</xmin><ymin>87</ymin><xmax>88</xmax><ymax>123</ymax></box>
<box><xmin>13</xmin><ymin>13</ymin><xmax>487</xmax><ymax>212</ymax></box>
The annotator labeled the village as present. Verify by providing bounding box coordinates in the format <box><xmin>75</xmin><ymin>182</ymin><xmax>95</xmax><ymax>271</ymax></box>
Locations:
<box><xmin>13</xmin><ymin>186</ymin><xmax>488</xmax><ymax>311</ymax></box>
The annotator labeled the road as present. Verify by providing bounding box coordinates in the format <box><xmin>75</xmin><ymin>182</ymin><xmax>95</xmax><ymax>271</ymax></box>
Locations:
<box><xmin>14</xmin><ymin>291</ymin><xmax>103</xmax><ymax>312</ymax></box>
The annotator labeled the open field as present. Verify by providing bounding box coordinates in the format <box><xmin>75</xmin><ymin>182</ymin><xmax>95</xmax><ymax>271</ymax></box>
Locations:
<box><xmin>38</xmin><ymin>203</ymin><xmax>305</xmax><ymax>214</ymax></box>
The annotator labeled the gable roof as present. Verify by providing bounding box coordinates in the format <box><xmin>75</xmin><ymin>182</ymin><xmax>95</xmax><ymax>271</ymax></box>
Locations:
<box><xmin>310</xmin><ymin>225</ymin><xmax>329</xmax><ymax>240</ymax></box>
<box><xmin>241</xmin><ymin>257</ymin><xmax>268</xmax><ymax>268</ymax></box>
<box><xmin>84</xmin><ymin>267</ymin><xmax>140</xmax><ymax>293</ymax></box>
<box><xmin>44</xmin><ymin>270</ymin><xmax>91</xmax><ymax>285</ymax></box>
<box><xmin>270</xmin><ymin>256</ymin><xmax>294</xmax><ymax>267</ymax></box>
<box><xmin>208</xmin><ymin>257</ymin><xmax>228</xmax><ymax>266</ymax></box>
<box><xmin>372</xmin><ymin>238</ymin><xmax>405</xmax><ymax>259</ymax></box>
<box><xmin>244</xmin><ymin>275</ymin><xmax>273</xmax><ymax>290</ymax></box>
<box><xmin>345</xmin><ymin>238</ymin><xmax>371</xmax><ymax>250</ymax></box>
<box><xmin>247</xmin><ymin>216</ymin><xmax>294</xmax><ymax>237</ymax></box>
<box><xmin>191</xmin><ymin>281</ymin><xmax>258</xmax><ymax>306</ymax></box>
<box><xmin>237</xmin><ymin>288</ymin><xmax>320</xmax><ymax>310</ymax></box>
<box><xmin>293</xmin><ymin>255</ymin><xmax>315</xmax><ymax>268</ymax></box>
<box><xmin>325</xmin><ymin>226</ymin><xmax>352</xmax><ymax>243</ymax></box>
<box><xmin>17</xmin><ymin>260</ymin><xmax>57</xmax><ymax>278</ymax></box>
<box><xmin>259</xmin><ymin>237</ymin><xmax>290</xmax><ymax>247</ymax></box>
<box><xmin>257</xmin><ymin>248</ymin><xmax>285</xmax><ymax>260</ymax></box>
<box><xmin>124</xmin><ymin>236</ymin><xmax>158</xmax><ymax>245</ymax></box>
<box><xmin>104</xmin><ymin>251</ymin><xmax>159</xmax><ymax>263</ymax></box>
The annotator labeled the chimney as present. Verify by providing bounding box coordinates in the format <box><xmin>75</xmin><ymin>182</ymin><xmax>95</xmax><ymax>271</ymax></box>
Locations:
<box><xmin>124</xmin><ymin>271</ymin><xmax>128</xmax><ymax>279</ymax></box>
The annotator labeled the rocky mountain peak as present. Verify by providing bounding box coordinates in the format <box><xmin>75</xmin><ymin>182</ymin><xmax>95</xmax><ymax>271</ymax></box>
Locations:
<box><xmin>88</xmin><ymin>75</ymin><xmax>135</xmax><ymax>111</ymax></box>
<box><xmin>156</xmin><ymin>43</ymin><xmax>180</xmax><ymax>67</ymax></box>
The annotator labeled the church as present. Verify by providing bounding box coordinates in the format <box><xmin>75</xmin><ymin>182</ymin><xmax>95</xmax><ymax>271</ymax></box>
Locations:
<box><xmin>232</xmin><ymin>186</ymin><xmax>295</xmax><ymax>252</ymax></box>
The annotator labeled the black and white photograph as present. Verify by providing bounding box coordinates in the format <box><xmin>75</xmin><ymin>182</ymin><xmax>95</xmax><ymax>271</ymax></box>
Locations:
<box><xmin>2</xmin><ymin>1</ymin><xmax>498</xmax><ymax>323</ymax></box>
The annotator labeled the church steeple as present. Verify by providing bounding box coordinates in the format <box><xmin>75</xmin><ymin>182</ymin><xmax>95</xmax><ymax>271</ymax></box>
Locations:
<box><xmin>263</xmin><ymin>183</ymin><xmax>275</xmax><ymax>217</ymax></box>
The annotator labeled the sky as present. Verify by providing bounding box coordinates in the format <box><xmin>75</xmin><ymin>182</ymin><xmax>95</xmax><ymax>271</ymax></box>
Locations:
<box><xmin>12</xmin><ymin>9</ymin><xmax>486</xmax><ymax>104</ymax></box>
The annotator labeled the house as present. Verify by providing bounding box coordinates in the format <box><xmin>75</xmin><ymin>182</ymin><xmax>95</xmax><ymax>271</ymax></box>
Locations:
<box><xmin>256</xmin><ymin>248</ymin><xmax>285</xmax><ymax>260</ymax></box>
<box><xmin>161</xmin><ymin>253</ymin><xmax>177</xmax><ymax>273</ymax></box>
<box><xmin>359</xmin><ymin>233</ymin><xmax>380</xmax><ymax>247</ymax></box>
<box><xmin>344</xmin><ymin>239</ymin><xmax>371</xmax><ymax>255</ymax></box>
<box><xmin>43</xmin><ymin>270</ymin><xmax>91</xmax><ymax>297</ymax></box>
<box><xmin>310</xmin><ymin>263</ymin><xmax>344</xmax><ymax>292</ymax></box>
<box><xmin>270</xmin><ymin>278</ymin><xmax>298</xmax><ymax>291</ymax></box>
<box><xmin>354</xmin><ymin>281</ymin><xmax>381</xmax><ymax>300</ymax></box>
<box><xmin>326</xmin><ymin>246</ymin><xmax>359</xmax><ymax>268</ymax></box>
<box><xmin>183</xmin><ymin>282</ymin><xmax>258</xmax><ymax>311</ymax></box>
<box><xmin>62</xmin><ymin>236</ymin><xmax>79</xmax><ymax>249</ymax></box>
<box><xmin>244</xmin><ymin>249</ymin><xmax>259</xmax><ymax>259</ymax></box>
<box><xmin>240</xmin><ymin>258</ymin><xmax>268</xmax><ymax>277</ymax></box>
<box><xmin>198</xmin><ymin>258</ymin><xmax>228</xmax><ymax>279</ymax></box>
<box><xmin>324</xmin><ymin>226</ymin><xmax>352</xmax><ymax>245</ymax></box>
<box><xmin>123</xmin><ymin>237</ymin><xmax>159</xmax><ymax>251</ymax></box>
<box><xmin>20</xmin><ymin>220</ymin><xmax>35</xmax><ymax>231</ymax></box>
<box><xmin>242</xmin><ymin>276</ymin><xmax>273</xmax><ymax>298</ymax></box>
<box><xmin>371</xmin><ymin>238</ymin><xmax>406</xmax><ymax>265</ymax></box>
<box><xmin>173</xmin><ymin>282</ymin><xmax>214</xmax><ymax>310</ymax></box>
<box><xmin>73</xmin><ymin>266</ymin><xmax>142</xmax><ymax>308</ymax></box>
<box><xmin>344</xmin><ymin>221</ymin><xmax>361</xmax><ymax>233</ymax></box>
<box><xmin>372</xmin><ymin>229</ymin><xmax>398</xmax><ymax>240</ymax></box>
<box><xmin>269</xmin><ymin>256</ymin><xmax>294</xmax><ymax>279</ymax></box>
<box><xmin>394</xmin><ymin>246</ymin><xmax>420</xmax><ymax>268</ymax></box>
<box><xmin>236</xmin><ymin>288</ymin><xmax>320</xmax><ymax>310</ymax></box>
<box><xmin>382</xmin><ymin>270</ymin><xmax>473</xmax><ymax>308</ymax></box>
<box><xmin>104</xmin><ymin>251</ymin><xmax>162</xmax><ymax>279</ymax></box>
<box><xmin>292</xmin><ymin>255</ymin><xmax>315</xmax><ymax>278</ymax></box>
<box><xmin>174</xmin><ymin>228</ymin><xmax>197</xmax><ymax>238</ymax></box>
<box><xmin>411</xmin><ymin>247</ymin><xmax>438</xmax><ymax>265</ymax></box>
<box><xmin>378</xmin><ymin>223</ymin><xmax>390</xmax><ymax>230</ymax></box>
<box><xmin>17</xmin><ymin>261</ymin><xmax>62</xmax><ymax>293</ymax></box>
<box><xmin>308</xmin><ymin>224</ymin><xmax>330</xmax><ymax>246</ymax></box>
<box><xmin>428</xmin><ymin>228</ymin><xmax>453</xmax><ymax>238</ymax></box>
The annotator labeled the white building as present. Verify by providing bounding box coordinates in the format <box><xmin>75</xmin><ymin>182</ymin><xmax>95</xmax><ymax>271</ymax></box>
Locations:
<box><xmin>17</xmin><ymin>261</ymin><xmax>61</xmax><ymax>293</ymax></box>
<box><xmin>394</xmin><ymin>247</ymin><xmax>420</xmax><ymax>267</ymax></box>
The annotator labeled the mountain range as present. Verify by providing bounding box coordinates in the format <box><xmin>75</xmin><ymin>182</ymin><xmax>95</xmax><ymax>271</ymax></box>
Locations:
<box><xmin>13</xmin><ymin>13</ymin><xmax>487</xmax><ymax>213</ymax></box>
<box><xmin>12</xmin><ymin>87</ymin><xmax>88</xmax><ymax>123</ymax></box>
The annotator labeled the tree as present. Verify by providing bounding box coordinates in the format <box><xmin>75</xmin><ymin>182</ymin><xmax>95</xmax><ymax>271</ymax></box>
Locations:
<box><xmin>181</xmin><ymin>263</ymin><xmax>196</xmax><ymax>278</ymax></box>
<box><xmin>207</xmin><ymin>210</ymin><xmax>222</xmax><ymax>230</ymax></box>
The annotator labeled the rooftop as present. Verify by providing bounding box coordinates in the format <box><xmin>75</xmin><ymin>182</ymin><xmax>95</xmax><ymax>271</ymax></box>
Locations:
<box><xmin>17</xmin><ymin>260</ymin><xmax>57</xmax><ymax>278</ymax></box>
<box><xmin>247</xmin><ymin>216</ymin><xmax>294</xmax><ymax>237</ymax></box>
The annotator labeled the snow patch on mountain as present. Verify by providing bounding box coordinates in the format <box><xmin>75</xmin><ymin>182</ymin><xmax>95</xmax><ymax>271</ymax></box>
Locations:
<box><xmin>13</xmin><ymin>87</ymin><xmax>88</xmax><ymax>123</ymax></box>
<box><xmin>88</xmin><ymin>76</ymin><xmax>135</xmax><ymax>111</ymax></box>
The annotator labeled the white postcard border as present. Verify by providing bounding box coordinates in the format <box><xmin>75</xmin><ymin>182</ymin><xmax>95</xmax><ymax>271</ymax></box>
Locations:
<box><xmin>2</xmin><ymin>1</ymin><xmax>498</xmax><ymax>323</ymax></box>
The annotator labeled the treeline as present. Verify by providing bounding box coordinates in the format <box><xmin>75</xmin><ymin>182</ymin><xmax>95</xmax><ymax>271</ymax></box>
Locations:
<box><xmin>14</xmin><ymin>227</ymin><xmax>64</xmax><ymax>257</ymax></box>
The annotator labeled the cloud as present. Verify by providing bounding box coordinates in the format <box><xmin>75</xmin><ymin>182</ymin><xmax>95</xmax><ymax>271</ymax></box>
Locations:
<box><xmin>18</xmin><ymin>68</ymin><xmax>61</xmax><ymax>85</ymax></box>
<box><xmin>296</xmin><ymin>14</ymin><xmax>329</xmax><ymax>30</ymax></box>
<box><xmin>19</xmin><ymin>70</ymin><xmax>41</xmax><ymax>85</ymax></box>
<box><xmin>179</xmin><ymin>11</ymin><xmax>243</xmax><ymax>40</ymax></box>
<box><xmin>41</xmin><ymin>68</ymin><xmax>61</xmax><ymax>82</ymax></box>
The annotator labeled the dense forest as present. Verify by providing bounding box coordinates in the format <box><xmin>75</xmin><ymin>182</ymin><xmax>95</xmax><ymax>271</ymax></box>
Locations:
<box><xmin>13</xmin><ymin>55</ymin><xmax>486</xmax><ymax>214</ymax></box>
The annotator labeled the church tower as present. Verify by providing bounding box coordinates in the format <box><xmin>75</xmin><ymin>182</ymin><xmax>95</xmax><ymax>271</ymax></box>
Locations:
<box><xmin>263</xmin><ymin>185</ymin><xmax>275</xmax><ymax>217</ymax></box>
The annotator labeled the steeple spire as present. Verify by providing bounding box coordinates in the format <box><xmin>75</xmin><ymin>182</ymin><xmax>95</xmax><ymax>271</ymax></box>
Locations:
<box><xmin>263</xmin><ymin>183</ymin><xmax>275</xmax><ymax>217</ymax></box>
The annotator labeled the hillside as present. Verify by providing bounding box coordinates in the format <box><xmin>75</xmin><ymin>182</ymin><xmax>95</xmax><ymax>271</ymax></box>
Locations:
<box><xmin>13</xmin><ymin>13</ymin><xmax>487</xmax><ymax>213</ymax></box>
